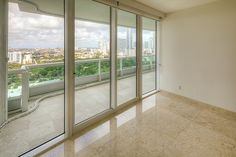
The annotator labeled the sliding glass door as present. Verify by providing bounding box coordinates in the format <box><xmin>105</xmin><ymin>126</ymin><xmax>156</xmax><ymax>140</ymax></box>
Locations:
<box><xmin>142</xmin><ymin>17</ymin><xmax>157</xmax><ymax>94</ymax></box>
<box><xmin>1</xmin><ymin>1</ymin><xmax>160</xmax><ymax>155</ymax></box>
<box><xmin>117</xmin><ymin>10</ymin><xmax>137</xmax><ymax>105</ymax></box>
<box><xmin>0</xmin><ymin>1</ymin><xmax>65</xmax><ymax>157</ymax></box>
<box><xmin>74</xmin><ymin>0</ymin><xmax>111</xmax><ymax>124</ymax></box>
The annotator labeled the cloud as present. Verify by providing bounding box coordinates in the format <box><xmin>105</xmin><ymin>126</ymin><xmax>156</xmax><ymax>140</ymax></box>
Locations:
<box><xmin>9</xmin><ymin>2</ymin><xmax>110</xmax><ymax>49</ymax></box>
<box><xmin>75</xmin><ymin>21</ymin><xmax>110</xmax><ymax>48</ymax></box>
<box><xmin>9</xmin><ymin>3</ymin><xmax>64</xmax><ymax>48</ymax></box>
<box><xmin>9</xmin><ymin>2</ymin><xmax>149</xmax><ymax>49</ymax></box>
<box><xmin>143</xmin><ymin>30</ymin><xmax>155</xmax><ymax>41</ymax></box>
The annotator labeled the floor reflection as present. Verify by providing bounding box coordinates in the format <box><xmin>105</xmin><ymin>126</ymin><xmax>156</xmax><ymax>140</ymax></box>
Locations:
<box><xmin>40</xmin><ymin>94</ymin><xmax>163</xmax><ymax>157</ymax></box>
<box><xmin>40</xmin><ymin>92</ymin><xmax>236</xmax><ymax>157</ymax></box>
<box><xmin>116</xmin><ymin>106</ymin><xmax>136</xmax><ymax>127</ymax></box>
<box><xmin>74</xmin><ymin>121</ymin><xmax>110</xmax><ymax>153</ymax></box>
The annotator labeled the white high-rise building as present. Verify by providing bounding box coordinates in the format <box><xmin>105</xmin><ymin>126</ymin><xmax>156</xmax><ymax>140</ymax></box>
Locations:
<box><xmin>8</xmin><ymin>51</ymin><xmax>33</xmax><ymax>64</ymax></box>
<box><xmin>98</xmin><ymin>38</ymin><xmax>109</xmax><ymax>55</ymax></box>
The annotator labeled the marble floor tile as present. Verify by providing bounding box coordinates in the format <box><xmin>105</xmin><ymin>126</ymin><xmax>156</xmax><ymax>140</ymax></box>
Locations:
<box><xmin>193</xmin><ymin>109</ymin><xmax>236</xmax><ymax>141</ymax></box>
<box><xmin>163</xmin><ymin>123</ymin><xmax>236</xmax><ymax>157</ymax></box>
<box><xmin>40</xmin><ymin>92</ymin><xmax>236</xmax><ymax>157</ymax></box>
<box><xmin>0</xmin><ymin>73</ymin><xmax>154</xmax><ymax>157</ymax></box>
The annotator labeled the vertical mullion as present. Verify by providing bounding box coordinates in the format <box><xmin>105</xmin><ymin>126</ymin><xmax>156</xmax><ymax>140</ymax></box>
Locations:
<box><xmin>136</xmin><ymin>15</ymin><xmax>142</xmax><ymax>99</ymax></box>
<box><xmin>0</xmin><ymin>0</ymin><xmax>8</xmax><ymax>126</ymax></box>
<box><xmin>155</xmin><ymin>20</ymin><xmax>157</xmax><ymax>91</ymax></box>
<box><xmin>111</xmin><ymin>7</ymin><xmax>117</xmax><ymax>109</ymax></box>
<box><xmin>65</xmin><ymin>0</ymin><xmax>75</xmax><ymax>137</ymax></box>
<box><xmin>156</xmin><ymin>21</ymin><xmax>160</xmax><ymax>91</ymax></box>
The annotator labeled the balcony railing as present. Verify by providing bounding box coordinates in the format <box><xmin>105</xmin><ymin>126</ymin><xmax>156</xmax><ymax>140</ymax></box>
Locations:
<box><xmin>8</xmin><ymin>55</ymin><xmax>156</xmax><ymax>113</ymax></box>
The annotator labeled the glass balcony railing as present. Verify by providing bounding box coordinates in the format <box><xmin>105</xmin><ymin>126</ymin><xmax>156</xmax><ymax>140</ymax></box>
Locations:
<box><xmin>7</xmin><ymin>55</ymin><xmax>155</xmax><ymax>112</ymax></box>
<box><xmin>8</xmin><ymin>70</ymin><xmax>22</xmax><ymax>98</ymax></box>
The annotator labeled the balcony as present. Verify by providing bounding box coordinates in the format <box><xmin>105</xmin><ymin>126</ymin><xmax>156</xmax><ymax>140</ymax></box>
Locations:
<box><xmin>7</xmin><ymin>55</ymin><xmax>155</xmax><ymax>118</ymax></box>
<box><xmin>0</xmin><ymin>56</ymin><xmax>155</xmax><ymax>156</ymax></box>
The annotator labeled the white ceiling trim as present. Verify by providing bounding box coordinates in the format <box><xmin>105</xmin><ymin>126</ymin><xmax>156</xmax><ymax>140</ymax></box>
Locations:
<box><xmin>136</xmin><ymin>0</ymin><xmax>219</xmax><ymax>13</ymax></box>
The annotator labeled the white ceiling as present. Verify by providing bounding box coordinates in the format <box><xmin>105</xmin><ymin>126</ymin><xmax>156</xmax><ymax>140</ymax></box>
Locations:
<box><xmin>135</xmin><ymin>0</ymin><xmax>218</xmax><ymax>13</ymax></box>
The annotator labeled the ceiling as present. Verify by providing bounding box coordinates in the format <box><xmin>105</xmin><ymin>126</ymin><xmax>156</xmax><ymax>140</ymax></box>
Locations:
<box><xmin>135</xmin><ymin>0</ymin><xmax>219</xmax><ymax>13</ymax></box>
<box><xmin>13</xmin><ymin>0</ymin><xmax>155</xmax><ymax>29</ymax></box>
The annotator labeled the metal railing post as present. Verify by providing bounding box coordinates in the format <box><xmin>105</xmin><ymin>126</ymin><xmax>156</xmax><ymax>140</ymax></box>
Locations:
<box><xmin>149</xmin><ymin>56</ymin><xmax>153</xmax><ymax>70</ymax></box>
<box><xmin>21</xmin><ymin>66</ymin><xmax>29</xmax><ymax>112</ymax></box>
<box><xmin>98</xmin><ymin>59</ymin><xmax>102</xmax><ymax>81</ymax></box>
<box><xmin>119</xmin><ymin>57</ymin><xmax>123</xmax><ymax>76</ymax></box>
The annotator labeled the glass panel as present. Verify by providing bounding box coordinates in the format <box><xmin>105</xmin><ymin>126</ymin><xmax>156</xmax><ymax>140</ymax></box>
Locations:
<box><xmin>74</xmin><ymin>0</ymin><xmax>110</xmax><ymax>124</ymax></box>
<box><xmin>8</xmin><ymin>73</ymin><xmax>22</xmax><ymax>98</ymax></box>
<box><xmin>142</xmin><ymin>17</ymin><xmax>156</xmax><ymax>94</ymax></box>
<box><xmin>1</xmin><ymin>1</ymin><xmax>65</xmax><ymax>156</ymax></box>
<box><xmin>117</xmin><ymin>10</ymin><xmax>137</xmax><ymax>105</ymax></box>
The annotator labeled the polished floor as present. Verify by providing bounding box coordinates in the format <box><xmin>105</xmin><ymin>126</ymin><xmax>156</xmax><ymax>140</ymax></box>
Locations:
<box><xmin>40</xmin><ymin>92</ymin><xmax>236</xmax><ymax>157</ymax></box>
<box><xmin>0</xmin><ymin>72</ymin><xmax>155</xmax><ymax>157</ymax></box>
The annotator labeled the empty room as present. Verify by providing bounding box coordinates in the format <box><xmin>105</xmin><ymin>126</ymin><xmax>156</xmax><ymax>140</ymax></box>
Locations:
<box><xmin>0</xmin><ymin>0</ymin><xmax>235</xmax><ymax>156</ymax></box>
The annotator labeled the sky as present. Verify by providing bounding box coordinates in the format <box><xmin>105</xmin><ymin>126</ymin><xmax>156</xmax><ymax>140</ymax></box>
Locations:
<box><xmin>8</xmin><ymin>2</ymin><xmax>154</xmax><ymax>49</ymax></box>
<box><xmin>9</xmin><ymin>3</ymin><xmax>64</xmax><ymax>48</ymax></box>
<box><xmin>8</xmin><ymin>3</ymin><xmax>109</xmax><ymax>49</ymax></box>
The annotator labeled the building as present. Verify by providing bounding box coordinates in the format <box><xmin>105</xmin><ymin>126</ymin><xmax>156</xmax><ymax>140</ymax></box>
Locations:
<box><xmin>117</xmin><ymin>38</ymin><xmax>127</xmax><ymax>56</ymax></box>
<box><xmin>98</xmin><ymin>38</ymin><xmax>109</xmax><ymax>55</ymax></box>
<box><xmin>8</xmin><ymin>51</ymin><xmax>33</xmax><ymax>64</ymax></box>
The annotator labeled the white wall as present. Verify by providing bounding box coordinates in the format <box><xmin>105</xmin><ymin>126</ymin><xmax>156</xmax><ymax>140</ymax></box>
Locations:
<box><xmin>160</xmin><ymin>0</ymin><xmax>236</xmax><ymax>112</ymax></box>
